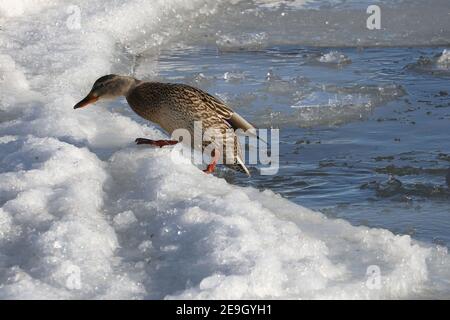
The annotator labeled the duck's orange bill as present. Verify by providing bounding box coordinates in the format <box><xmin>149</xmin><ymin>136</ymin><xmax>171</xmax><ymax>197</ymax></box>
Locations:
<box><xmin>73</xmin><ymin>94</ymin><xmax>99</xmax><ymax>109</ymax></box>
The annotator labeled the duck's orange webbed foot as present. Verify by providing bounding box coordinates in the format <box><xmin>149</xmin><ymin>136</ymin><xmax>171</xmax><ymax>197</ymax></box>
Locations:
<box><xmin>135</xmin><ymin>138</ymin><xmax>178</xmax><ymax>148</ymax></box>
<box><xmin>203</xmin><ymin>149</ymin><xmax>220</xmax><ymax>174</ymax></box>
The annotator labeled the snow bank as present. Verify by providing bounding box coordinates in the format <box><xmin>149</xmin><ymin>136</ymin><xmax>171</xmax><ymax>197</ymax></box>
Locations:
<box><xmin>107</xmin><ymin>147</ymin><xmax>450</xmax><ymax>299</ymax></box>
<box><xmin>0</xmin><ymin>0</ymin><xmax>449</xmax><ymax>299</ymax></box>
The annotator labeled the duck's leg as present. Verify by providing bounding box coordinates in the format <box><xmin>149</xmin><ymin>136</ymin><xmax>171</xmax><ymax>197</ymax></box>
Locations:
<box><xmin>135</xmin><ymin>138</ymin><xmax>178</xmax><ymax>148</ymax></box>
<box><xmin>203</xmin><ymin>149</ymin><xmax>220</xmax><ymax>174</ymax></box>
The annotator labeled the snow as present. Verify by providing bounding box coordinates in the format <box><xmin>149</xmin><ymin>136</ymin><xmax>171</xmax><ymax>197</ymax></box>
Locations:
<box><xmin>0</xmin><ymin>0</ymin><xmax>450</xmax><ymax>299</ymax></box>
<box><xmin>437</xmin><ymin>49</ymin><xmax>450</xmax><ymax>68</ymax></box>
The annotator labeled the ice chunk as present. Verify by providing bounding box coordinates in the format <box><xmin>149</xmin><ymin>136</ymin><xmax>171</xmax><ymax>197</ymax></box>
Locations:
<box><xmin>216</xmin><ymin>33</ymin><xmax>268</xmax><ymax>52</ymax></box>
<box><xmin>437</xmin><ymin>49</ymin><xmax>450</xmax><ymax>68</ymax></box>
<box><xmin>113</xmin><ymin>211</ymin><xmax>138</xmax><ymax>230</ymax></box>
<box><xmin>317</xmin><ymin>51</ymin><xmax>352</xmax><ymax>66</ymax></box>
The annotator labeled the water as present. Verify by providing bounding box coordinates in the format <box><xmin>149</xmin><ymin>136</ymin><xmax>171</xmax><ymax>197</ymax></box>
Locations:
<box><xmin>134</xmin><ymin>46</ymin><xmax>450</xmax><ymax>247</ymax></box>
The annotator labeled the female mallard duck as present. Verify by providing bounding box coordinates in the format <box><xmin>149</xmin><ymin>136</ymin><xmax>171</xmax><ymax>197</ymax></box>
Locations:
<box><xmin>74</xmin><ymin>75</ymin><xmax>254</xmax><ymax>175</ymax></box>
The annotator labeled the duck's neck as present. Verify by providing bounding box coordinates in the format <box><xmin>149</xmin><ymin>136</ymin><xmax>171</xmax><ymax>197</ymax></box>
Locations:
<box><xmin>117</xmin><ymin>76</ymin><xmax>140</xmax><ymax>97</ymax></box>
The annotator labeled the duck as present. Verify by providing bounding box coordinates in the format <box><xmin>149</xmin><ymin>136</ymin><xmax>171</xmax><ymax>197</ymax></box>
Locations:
<box><xmin>73</xmin><ymin>75</ymin><xmax>255</xmax><ymax>175</ymax></box>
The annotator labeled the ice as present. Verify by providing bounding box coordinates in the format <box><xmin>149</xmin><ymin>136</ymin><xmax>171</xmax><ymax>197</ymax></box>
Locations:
<box><xmin>0</xmin><ymin>0</ymin><xmax>52</xmax><ymax>17</ymax></box>
<box><xmin>105</xmin><ymin>148</ymin><xmax>450</xmax><ymax>299</ymax></box>
<box><xmin>113</xmin><ymin>211</ymin><xmax>138</xmax><ymax>231</ymax></box>
<box><xmin>255</xmin><ymin>84</ymin><xmax>405</xmax><ymax>128</ymax></box>
<box><xmin>406</xmin><ymin>49</ymin><xmax>450</xmax><ymax>75</ymax></box>
<box><xmin>0</xmin><ymin>54</ymin><xmax>40</xmax><ymax>115</ymax></box>
<box><xmin>1</xmin><ymin>0</ymin><xmax>450</xmax><ymax>299</ymax></box>
<box><xmin>0</xmin><ymin>137</ymin><xmax>144</xmax><ymax>299</ymax></box>
<box><xmin>437</xmin><ymin>49</ymin><xmax>450</xmax><ymax>68</ymax></box>
<box><xmin>223</xmin><ymin>71</ymin><xmax>246</xmax><ymax>83</ymax></box>
<box><xmin>317</xmin><ymin>51</ymin><xmax>352</xmax><ymax>66</ymax></box>
<box><xmin>253</xmin><ymin>0</ymin><xmax>312</xmax><ymax>9</ymax></box>
<box><xmin>204</xmin><ymin>0</ymin><xmax>450</xmax><ymax>47</ymax></box>
<box><xmin>216</xmin><ymin>33</ymin><xmax>269</xmax><ymax>52</ymax></box>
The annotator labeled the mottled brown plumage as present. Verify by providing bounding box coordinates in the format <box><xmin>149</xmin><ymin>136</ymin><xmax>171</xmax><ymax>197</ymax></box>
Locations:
<box><xmin>74</xmin><ymin>75</ymin><xmax>254</xmax><ymax>175</ymax></box>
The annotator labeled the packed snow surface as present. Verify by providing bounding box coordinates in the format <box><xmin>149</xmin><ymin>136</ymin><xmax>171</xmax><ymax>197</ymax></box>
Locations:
<box><xmin>1</xmin><ymin>0</ymin><xmax>450</xmax><ymax>299</ymax></box>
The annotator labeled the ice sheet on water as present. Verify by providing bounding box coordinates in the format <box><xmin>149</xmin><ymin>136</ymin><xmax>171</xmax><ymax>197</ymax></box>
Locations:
<box><xmin>255</xmin><ymin>83</ymin><xmax>406</xmax><ymax>128</ymax></box>
<box><xmin>216</xmin><ymin>33</ymin><xmax>269</xmax><ymax>52</ymax></box>
<box><xmin>0</xmin><ymin>0</ymin><xmax>450</xmax><ymax>299</ymax></box>
<box><xmin>223</xmin><ymin>71</ymin><xmax>247</xmax><ymax>83</ymax></box>
<box><xmin>252</xmin><ymin>0</ymin><xmax>313</xmax><ymax>9</ymax></box>
<box><xmin>406</xmin><ymin>49</ymin><xmax>450</xmax><ymax>75</ymax></box>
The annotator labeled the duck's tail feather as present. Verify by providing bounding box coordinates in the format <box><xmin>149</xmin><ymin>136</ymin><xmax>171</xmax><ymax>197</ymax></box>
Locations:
<box><xmin>228</xmin><ymin>112</ymin><xmax>267</xmax><ymax>145</ymax></box>
<box><xmin>226</xmin><ymin>156</ymin><xmax>251</xmax><ymax>177</ymax></box>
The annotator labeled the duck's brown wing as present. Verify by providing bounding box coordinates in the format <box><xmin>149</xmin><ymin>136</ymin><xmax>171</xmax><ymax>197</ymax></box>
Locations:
<box><xmin>174</xmin><ymin>84</ymin><xmax>251</xmax><ymax>176</ymax></box>
<box><xmin>175</xmin><ymin>84</ymin><xmax>256</xmax><ymax>132</ymax></box>
<box><xmin>183</xmin><ymin>86</ymin><xmax>264</xmax><ymax>145</ymax></box>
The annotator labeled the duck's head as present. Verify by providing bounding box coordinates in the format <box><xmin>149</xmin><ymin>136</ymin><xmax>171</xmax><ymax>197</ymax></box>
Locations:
<box><xmin>73</xmin><ymin>74</ymin><xmax>136</xmax><ymax>109</ymax></box>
